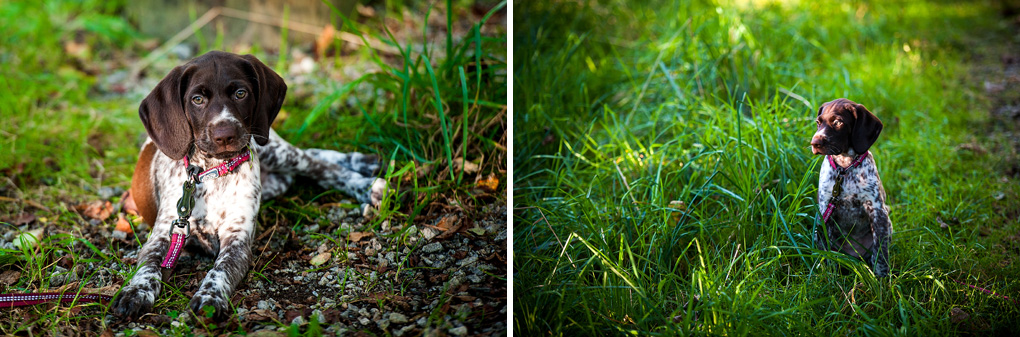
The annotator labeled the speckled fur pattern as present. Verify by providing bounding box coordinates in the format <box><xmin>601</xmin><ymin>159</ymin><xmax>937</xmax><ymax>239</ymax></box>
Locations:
<box><xmin>815</xmin><ymin>151</ymin><xmax>893</xmax><ymax>277</ymax></box>
<box><xmin>113</xmin><ymin>51</ymin><xmax>388</xmax><ymax>320</ymax></box>
<box><xmin>114</xmin><ymin>139</ymin><xmax>261</xmax><ymax>319</ymax></box>
<box><xmin>256</xmin><ymin>129</ymin><xmax>386</xmax><ymax>205</ymax></box>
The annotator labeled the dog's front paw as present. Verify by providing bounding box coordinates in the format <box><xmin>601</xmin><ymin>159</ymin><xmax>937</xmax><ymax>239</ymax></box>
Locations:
<box><xmin>188</xmin><ymin>290</ymin><xmax>232</xmax><ymax>320</ymax></box>
<box><xmin>112</xmin><ymin>284</ymin><xmax>157</xmax><ymax>319</ymax></box>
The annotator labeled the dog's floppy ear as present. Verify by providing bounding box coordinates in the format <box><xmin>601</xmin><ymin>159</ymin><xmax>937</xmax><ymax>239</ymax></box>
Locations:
<box><xmin>241</xmin><ymin>54</ymin><xmax>287</xmax><ymax>145</ymax></box>
<box><xmin>139</xmin><ymin>64</ymin><xmax>195</xmax><ymax>160</ymax></box>
<box><xmin>850</xmin><ymin>102</ymin><xmax>883</xmax><ymax>154</ymax></box>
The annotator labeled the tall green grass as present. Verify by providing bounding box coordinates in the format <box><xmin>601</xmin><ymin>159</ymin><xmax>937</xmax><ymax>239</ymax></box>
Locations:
<box><xmin>0</xmin><ymin>0</ymin><xmax>505</xmax><ymax>334</ymax></box>
<box><xmin>514</xmin><ymin>0</ymin><xmax>1020</xmax><ymax>334</ymax></box>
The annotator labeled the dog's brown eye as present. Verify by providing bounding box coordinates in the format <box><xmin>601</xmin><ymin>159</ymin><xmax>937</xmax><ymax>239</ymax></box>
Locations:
<box><xmin>834</xmin><ymin>120</ymin><xmax>843</xmax><ymax>128</ymax></box>
<box><xmin>191</xmin><ymin>95</ymin><xmax>205</xmax><ymax>105</ymax></box>
<box><xmin>234</xmin><ymin>89</ymin><xmax>247</xmax><ymax>99</ymax></box>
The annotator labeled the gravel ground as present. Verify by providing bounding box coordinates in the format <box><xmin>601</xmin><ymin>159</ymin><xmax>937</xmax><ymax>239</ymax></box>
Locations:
<box><xmin>0</xmin><ymin>195</ymin><xmax>506</xmax><ymax>336</ymax></box>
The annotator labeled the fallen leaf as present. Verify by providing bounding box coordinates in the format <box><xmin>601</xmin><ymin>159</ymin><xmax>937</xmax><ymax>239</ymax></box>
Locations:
<box><xmin>476</xmin><ymin>174</ymin><xmax>499</xmax><ymax>192</ymax></box>
<box><xmin>669</xmin><ymin>200</ymin><xmax>687</xmax><ymax>224</ymax></box>
<box><xmin>310</xmin><ymin>252</ymin><xmax>332</xmax><ymax>266</ymax></box>
<box><xmin>314</xmin><ymin>25</ymin><xmax>336</xmax><ymax>58</ymax></box>
<box><xmin>115</xmin><ymin>213</ymin><xmax>133</xmax><ymax>234</ymax></box>
<box><xmin>468</xmin><ymin>227</ymin><xmax>486</xmax><ymax>236</ymax></box>
<box><xmin>100</xmin><ymin>329</ymin><xmax>115</xmax><ymax>337</ymax></box>
<box><xmin>248</xmin><ymin>309</ymin><xmax>278</xmax><ymax>322</ymax></box>
<box><xmin>452</xmin><ymin>157</ymin><xmax>480</xmax><ymax>174</ymax></box>
<box><xmin>0</xmin><ymin>270</ymin><xmax>20</xmax><ymax>285</ymax></box>
<box><xmin>75</xmin><ymin>200</ymin><xmax>113</xmax><ymax>220</ymax></box>
<box><xmin>3</xmin><ymin>213</ymin><xmax>36</xmax><ymax>226</ymax></box>
<box><xmin>349</xmin><ymin>232</ymin><xmax>373</xmax><ymax>243</ymax></box>
<box><xmin>13</xmin><ymin>227</ymin><xmax>44</xmax><ymax>250</ymax></box>
<box><xmin>937</xmin><ymin>216</ymin><xmax>949</xmax><ymax>229</ymax></box>
<box><xmin>434</xmin><ymin>215</ymin><xmax>464</xmax><ymax>240</ymax></box>
<box><xmin>430</xmin><ymin>215</ymin><xmax>459</xmax><ymax>232</ymax></box>
<box><xmin>134</xmin><ymin>330</ymin><xmax>159</xmax><ymax>337</ymax></box>
<box><xmin>950</xmin><ymin>307</ymin><xmax>970</xmax><ymax>324</ymax></box>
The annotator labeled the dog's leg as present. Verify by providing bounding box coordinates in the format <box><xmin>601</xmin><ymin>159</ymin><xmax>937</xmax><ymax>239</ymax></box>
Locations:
<box><xmin>257</xmin><ymin>130</ymin><xmax>386</xmax><ymax>205</ymax></box>
<box><xmin>113</xmin><ymin>215</ymin><xmax>173</xmax><ymax>318</ymax></box>
<box><xmin>870</xmin><ymin>205</ymin><xmax>892</xmax><ymax>277</ymax></box>
<box><xmin>304</xmin><ymin>148</ymin><xmax>381</xmax><ymax>177</ymax></box>
<box><xmin>260</xmin><ymin>170</ymin><xmax>293</xmax><ymax>200</ymax></box>
<box><xmin>187</xmin><ymin>223</ymin><xmax>253</xmax><ymax>319</ymax></box>
<box><xmin>187</xmin><ymin>167</ymin><xmax>260</xmax><ymax>319</ymax></box>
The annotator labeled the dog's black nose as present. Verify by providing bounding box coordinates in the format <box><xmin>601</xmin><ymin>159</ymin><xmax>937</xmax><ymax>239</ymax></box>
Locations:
<box><xmin>212</xmin><ymin>124</ymin><xmax>237</xmax><ymax>146</ymax></box>
<box><xmin>810</xmin><ymin>136</ymin><xmax>824</xmax><ymax>147</ymax></box>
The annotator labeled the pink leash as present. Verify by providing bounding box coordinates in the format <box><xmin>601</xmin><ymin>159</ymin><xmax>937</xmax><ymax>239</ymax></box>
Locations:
<box><xmin>162</xmin><ymin>149</ymin><xmax>252</xmax><ymax>268</ymax></box>
<box><xmin>0</xmin><ymin>149</ymin><xmax>251</xmax><ymax>308</ymax></box>
<box><xmin>821</xmin><ymin>151</ymin><xmax>869</xmax><ymax>223</ymax></box>
<box><xmin>0</xmin><ymin>292</ymin><xmax>112</xmax><ymax>308</ymax></box>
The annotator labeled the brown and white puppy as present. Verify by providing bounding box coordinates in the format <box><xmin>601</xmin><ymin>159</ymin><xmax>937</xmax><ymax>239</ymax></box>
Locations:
<box><xmin>113</xmin><ymin>51</ymin><xmax>387</xmax><ymax>319</ymax></box>
<box><xmin>810</xmin><ymin>98</ymin><xmax>892</xmax><ymax>277</ymax></box>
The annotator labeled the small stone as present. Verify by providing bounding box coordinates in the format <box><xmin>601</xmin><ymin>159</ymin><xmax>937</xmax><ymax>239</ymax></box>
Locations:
<box><xmin>458</xmin><ymin>256</ymin><xmax>477</xmax><ymax>267</ymax></box>
<box><xmin>376</xmin><ymin>318</ymin><xmax>390</xmax><ymax>330</ymax></box>
<box><xmin>467</xmin><ymin>275</ymin><xmax>482</xmax><ymax>283</ymax></box>
<box><xmin>291</xmin><ymin>315</ymin><xmax>306</xmax><ymax>326</ymax></box>
<box><xmin>358</xmin><ymin>317</ymin><xmax>371</xmax><ymax>326</ymax></box>
<box><xmin>449</xmin><ymin>326</ymin><xmax>468</xmax><ymax>336</ymax></box>
<box><xmin>417</xmin><ymin>317</ymin><xmax>427</xmax><ymax>327</ymax></box>
<box><xmin>420</xmin><ymin>227</ymin><xmax>440</xmax><ymax>241</ymax></box>
<box><xmin>423</xmin><ymin>242</ymin><xmax>442</xmax><ymax>253</ymax></box>
<box><xmin>258</xmin><ymin>300</ymin><xmax>274</xmax><ymax>310</ymax></box>
<box><xmin>306</xmin><ymin>224</ymin><xmax>320</xmax><ymax>233</ymax></box>
<box><xmin>365</xmin><ymin>248</ymin><xmax>377</xmax><ymax>256</ymax></box>
<box><xmin>389</xmin><ymin>312</ymin><xmax>409</xmax><ymax>324</ymax></box>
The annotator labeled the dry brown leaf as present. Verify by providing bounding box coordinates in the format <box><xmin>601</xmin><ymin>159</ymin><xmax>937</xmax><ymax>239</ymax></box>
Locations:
<box><xmin>115</xmin><ymin>213</ymin><xmax>133</xmax><ymax>234</ymax></box>
<box><xmin>4</xmin><ymin>213</ymin><xmax>36</xmax><ymax>226</ymax></box>
<box><xmin>315</xmin><ymin>25</ymin><xmax>336</xmax><ymax>58</ymax></box>
<box><xmin>452</xmin><ymin>157</ymin><xmax>480</xmax><ymax>174</ymax></box>
<box><xmin>75</xmin><ymin>200</ymin><xmax>113</xmax><ymax>220</ymax></box>
<box><xmin>349</xmin><ymin>231</ymin><xmax>373</xmax><ymax>243</ymax></box>
<box><xmin>248</xmin><ymin>309</ymin><xmax>278</xmax><ymax>322</ymax></box>
<box><xmin>310</xmin><ymin>252</ymin><xmax>332</xmax><ymax>266</ymax></box>
<box><xmin>669</xmin><ymin>200</ymin><xmax>687</xmax><ymax>224</ymax></box>
<box><xmin>428</xmin><ymin>215</ymin><xmax>459</xmax><ymax>232</ymax></box>
<box><xmin>0</xmin><ymin>270</ymin><xmax>20</xmax><ymax>286</ymax></box>
<box><xmin>950</xmin><ymin>307</ymin><xmax>969</xmax><ymax>324</ymax></box>
<box><xmin>476</xmin><ymin>174</ymin><xmax>499</xmax><ymax>192</ymax></box>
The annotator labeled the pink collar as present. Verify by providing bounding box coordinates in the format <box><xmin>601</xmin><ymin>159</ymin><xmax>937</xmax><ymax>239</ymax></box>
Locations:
<box><xmin>826</xmin><ymin>151</ymin><xmax>869</xmax><ymax>171</ymax></box>
<box><xmin>182</xmin><ymin>149</ymin><xmax>252</xmax><ymax>183</ymax></box>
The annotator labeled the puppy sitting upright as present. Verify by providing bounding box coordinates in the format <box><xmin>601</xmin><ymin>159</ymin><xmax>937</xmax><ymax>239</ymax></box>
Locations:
<box><xmin>810</xmin><ymin>98</ymin><xmax>892</xmax><ymax>277</ymax></box>
<box><xmin>113</xmin><ymin>51</ymin><xmax>387</xmax><ymax>319</ymax></box>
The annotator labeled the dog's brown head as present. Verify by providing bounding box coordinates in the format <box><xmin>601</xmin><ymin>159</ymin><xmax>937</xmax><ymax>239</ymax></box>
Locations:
<box><xmin>810</xmin><ymin>98</ymin><xmax>883</xmax><ymax>156</ymax></box>
<box><xmin>139</xmin><ymin>51</ymin><xmax>287</xmax><ymax>160</ymax></box>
